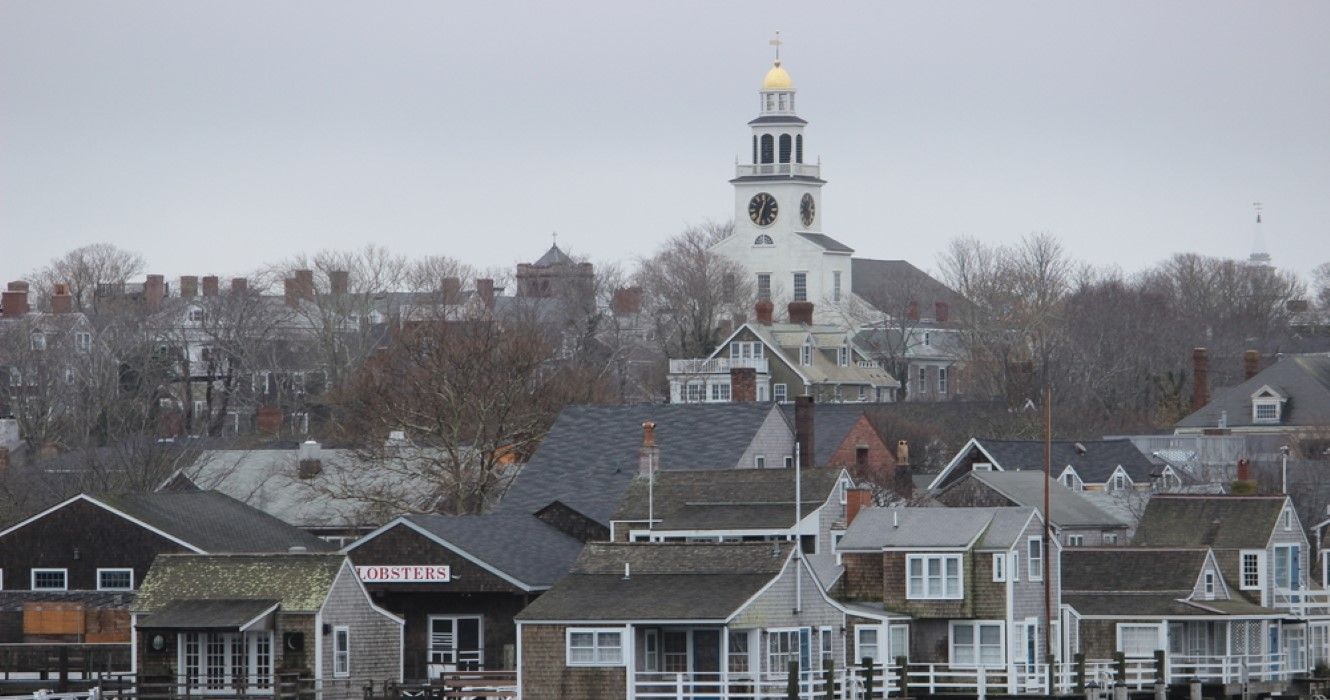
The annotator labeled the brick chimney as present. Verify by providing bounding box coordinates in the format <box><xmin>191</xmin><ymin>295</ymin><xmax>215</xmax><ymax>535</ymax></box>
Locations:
<box><xmin>329</xmin><ymin>270</ymin><xmax>349</xmax><ymax>296</ymax></box>
<box><xmin>935</xmin><ymin>301</ymin><xmax>950</xmax><ymax>323</ymax></box>
<box><xmin>755</xmin><ymin>299</ymin><xmax>774</xmax><ymax>326</ymax></box>
<box><xmin>297</xmin><ymin>440</ymin><xmax>323</xmax><ymax>479</ymax></box>
<box><xmin>202</xmin><ymin>276</ymin><xmax>220</xmax><ymax>297</ymax></box>
<box><xmin>179</xmin><ymin>275</ymin><xmax>199</xmax><ymax>299</ymax></box>
<box><xmin>905</xmin><ymin>300</ymin><xmax>919</xmax><ymax>321</ymax></box>
<box><xmin>255</xmin><ymin>406</ymin><xmax>283</xmax><ymax>435</ymax></box>
<box><xmin>294</xmin><ymin>269</ymin><xmax>315</xmax><ymax>300</ymax></box>
<box><xmin>730</xmin><ymin>367</ymin><xmax>757</xmax><ymax>402</ymax></box>
<box><xmin>639</xmin><ymin>421</ymin><xmax>658</xmax><ymax>476</ymax></box>
<box><xmin>788</xmin><ymin>300</ymin><xmax>814</xmax><ymax>326</ymax></box>
<box><xmin>1192</xmin><ymin>347</ymin><xmax>1210</xmax><ymax>411</ymax></box>
<box><xmin>442</xmin><ymin>277</ymin><xmax>462</xmax><ymax>304</ymax></box>
<box><xmin>283</xmin><ymin>279</ymin><xmax>299</xmax><ymax>308</ymax></box>
<box><xmin>795</xmin><ymin>395</ymin><xmax>814</xmax><ymax>467</ymax></box>
<box><xmin>476</xmin><ymin>278</ymin><xmax>496</xmax><ymax>310</ymax></box>
<box><xmin>612</xmin><ymin>287</ymin><xmax>643</xmax><ymax>315</ymax></box>
<box><xmin>1244</xmin><ymin>350</ymin><xmax>1260</xmax><ymax>380</ymax></box>
<box><xmin>896</xmin><ymin>439</ymin><xmax>910</xmax><ymax>467</ymax></box>
<box><xmin>1</xmin><ymin>286</ymin><xmax>28</xmax><ymax>318</ymax></box>
<box><xmin>144</xmin><ymin>274</ymin><xmax>166</xmax><ymax>308</ymax></box>
<box><xmin>231</xmin><ymin>277</ymin><xmax>248</xmax><ymax>295</ymax></box>
<box><xmin>846</xmin><ymin>488</ymin><xmax>872</xmax><ymax>526</ymax></box>
<box><xmin>50</xmin><ymin>284</ymin><xmax>73</xmax><ymax>314</ymax></box>
<box><xmin>1236</xmin><ymin>458</ymin><xmax>1251</xmax><ymax>483</ymax></box>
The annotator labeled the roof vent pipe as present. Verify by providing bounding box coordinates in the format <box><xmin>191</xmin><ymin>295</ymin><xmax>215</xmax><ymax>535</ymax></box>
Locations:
<box><xmin>892</xmin><ymin>509</ymin><xmax>899</xmax><ymax>528</ymax></box>
<box><xmin>623</xmin><ymin>562</ymin><xmax>630</xmax><ymax>579</ymax></box>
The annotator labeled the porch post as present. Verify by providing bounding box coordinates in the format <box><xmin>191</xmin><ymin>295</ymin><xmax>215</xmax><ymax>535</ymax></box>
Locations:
<box><xmin>721</xmin><ymin>628</ymin><xmax>730</xmax><ymax>700</ymax></box>
<box><xmin>625</xmin><ymin>624</ymin><xmax>636</xmax><ymax>700</ymax></box>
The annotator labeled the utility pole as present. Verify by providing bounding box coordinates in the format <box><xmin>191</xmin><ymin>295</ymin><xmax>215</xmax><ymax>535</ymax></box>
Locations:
<box><xmin>1043</xmin><ymin>384</ymin><xmax>1053</xmax><ymax>662</ymax></box>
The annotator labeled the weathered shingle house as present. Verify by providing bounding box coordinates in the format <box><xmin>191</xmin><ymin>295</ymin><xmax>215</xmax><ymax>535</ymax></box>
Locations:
<box><xmin>133</xmin><ymin>553</ymin><xmax>402</xmax><ymax>700</ymax></box>
<box><xmin>935</xmin><ymin>471</ymin><xmax>1130</xmax><ymax>546</ymax></box>
<box><xmin>837</xmin><ymin>506</ymin><xmax>1062</xmax><ymax>673</ymax></box>
<box><xmin>514</xmin><ymin>542</ymin><xmax>894</xmax><ymax>700</ymax></box>
<box><xmin>0</xmin><ymin>491</ymin><xmax>331</xmax><ymax>644</ymax></box>
<box><xmin>1176</xmin><ymin>353</ymin><xmax>1330</xmax><ymax>434</ymax></box>
<box><xmin>777</xmin><ymin>402</ymin><xmax>898</xmax><ymax>473</ymax></box>
<box><xmin>928</xmin><ymin>438</ymin><xmax>1170</xmax><ymax>493</ymax></box>
<box><xmin>1061</xmin><ymin>547</ymin><xmax>1282</xmax><ymax>675</ymax></box>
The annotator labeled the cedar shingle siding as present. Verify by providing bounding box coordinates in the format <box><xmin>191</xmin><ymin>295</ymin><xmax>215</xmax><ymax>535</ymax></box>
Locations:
<box><xmin>519</xmin><ymin>624</ymin><xmax>625</xmax><ymax>700</ymax></box>
<box><xmin>319</xmin><ymin>567</ymin><xmax>403</xmax><ymax>699</ymax></box>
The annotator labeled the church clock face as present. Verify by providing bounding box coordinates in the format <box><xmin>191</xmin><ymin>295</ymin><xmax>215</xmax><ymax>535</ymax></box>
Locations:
<box><xmin>800</xmin><ymin>193</ymin><xmax>815</xmax><ymax>227</ymax></box>
<box><xmin>748</xmin><ymin>192</ymin><xmax>778</xmax><ymax>227</ymax></box>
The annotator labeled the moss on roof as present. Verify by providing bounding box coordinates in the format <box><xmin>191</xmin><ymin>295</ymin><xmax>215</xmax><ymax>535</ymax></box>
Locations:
<box><xmin>133</xmin><ymin>553</ymin><xmax>345</xmax><ymax>614</ymax></box>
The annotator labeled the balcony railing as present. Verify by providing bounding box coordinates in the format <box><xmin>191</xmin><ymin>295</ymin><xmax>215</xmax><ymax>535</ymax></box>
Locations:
<box><xmin>668</xmin><ymin>357</ymin><xmax>769</xmax><ymax>375</ymax></box>
<box><xmin>734</xmin><ymin>162</ymin><xmax>822</xmax><ymax>179</ymax></box>
<box><xmin>1274</xmin><ymin>587</ymin><xmax>1330</xmax><ymax>617</ymax></box>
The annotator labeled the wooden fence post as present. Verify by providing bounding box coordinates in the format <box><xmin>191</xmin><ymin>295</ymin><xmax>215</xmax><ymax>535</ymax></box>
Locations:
<box><xmin>896</xmin><ymin>656</ymin><xmax>909</xmax><ymax>699</ymax></box>
<box><xmin>823</xmin><ymin>659</ymin><xmax>834</xmax><ymax>698</ymax></box>
<box><xmin>861</xmin><ymin>657</ymin><xmax>875</xmax><ymax>699</ymax></box>
<box><xmin>787</xmin><ymin>660</ymin><xmax>800</xmax><ymax>699</ymax></box>
<box><xmin>1075</xmin><ymin>652</ymin><xmax>1086</xmax><ymax>694</ymax></box>
<box><xmin>1113</xmin><ymin>652</ymin><xmax>1126</xmax><ymax>686</ymax></box>
<box><xmin>1154</xmin><ymin>650</ymin><xmax>1167</xmax><ymax>686</ymax></box>
<box><xmin>1046</xmin><ymin>653</ymin><xmax>1056</xmax><ymax>694</ymax></box>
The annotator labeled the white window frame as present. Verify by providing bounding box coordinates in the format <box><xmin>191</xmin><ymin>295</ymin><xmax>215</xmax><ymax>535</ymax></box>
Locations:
<box><xmin>1284</xmin><ymin>509</ymin><xmax>1294</xmax><ymax>531</ymax></box>
<box><xmin>0</xmin><ymin>569</ymin><xmax>4</xmax><ymax>590</ymax></box>
<box><xmin>30</xmin><ymin>332</ymin><xmax>46</xmax><ymax>351</ymax></box>
<box><xmin>566</xmin><ymin>628</ymin><xmax>625</xmax><ymax>667</ymax></box>
<box><xmin>1028</xmin><ymin>537</ymin><xmax>1044</xmax><ymax>581</ymax></box>
<box><xmin>642</xmin><ymin>629</ymin><xmax>659</xmax><ymax>672</ymax></box>
<box><xmin>75</xmin><ymin>332</ymin><xmax>92</xmax><ymax>351</ymax></box>
<box><xmin>1112</xmin><ymin>473</ymin><xmax>1126</xmax><ymax>491</ymax></box>
<box><xmin>755</xmin><ymin>455</ymin><xmax>766</xmax><ymax>468</ymax></box>
<box><xmin>837</xmin><ymin>345</ymin><xmax>849</xmax><ymax>367</ymax></box>
<box><xmin>906</xmin><ymin>553</ymin><xmax>963</xmax><ymax>600</ymax></box>
<box><xmin>992</xmin><ymin>553</ymin><xmax>1006</xmax><ymax>582</ymax></box>
<box><xmin>949</xmin><ymin>621</ymin><xmax>1005</xmax><ymax>668</ymax></box>
<box><xmin>1067</xmin><ymin>534</ymin><xmax>1085</xmax><ymax>547</ymax></box>
<box><xmin>1116</xmin><ymin>622</ymin><xmax>1165</xmax><ymax>658</ymax></box>
<box><xmin>710</xmin><ymin>382</ymin><xmax>731</xmax><ymax>402</ymax></box>
<box><xmin>801</xmin><ymin>340</ymin><xmax>813</xmax><ymax>366</ymax></box>
<box><xmin>757</xmin><ymin>273</ymin><xmax>772</xmax><ymax>300</ymax></box>
<box><xmin>938</xmin><ymin>367</ymin><xmax>948</xmax><ymax>394</ymax></box>
<box><xmin>1103</xmin><ymin>534</ymin><xmax>1118</xmax><ymax>545</ymax></box>
<box><xmin>832</xmin><ymin>271</ymin><xmax>842</xmax><ymax>302</ymax></box>
<box><xmin>31</xmin><ymin>568</ymin><xmax>68</xmax><ymax>591</ymax></box>
<box><xmin>333</xmin><ymin>625</ymin><xmax>350</xmax><ymax>678</ymax></box>
<box><xmin>773</xmin><ymin>383</ymin><xmax>788</xmax><ymax>403</ymax></box>
<box><xmin>783</xmin><ymin>455</ymin><xmax>793</xmax><ymax>468</ymax></box>
<box><xmin>97</xmin><ymin>568</ymin><xmax>134</xmax><ymax>591</ymax></box>
<box><xmin>855</xmin><ymin>626</ymin><xmax>881</xmax><ymax>664</ymax></box>
<box><xmin>1011</xmin><ymin>552</ymin><xmax>1020</xmax><ymax>582</ymax></box>
<box><xmin>1202</xmin><ymin>571</ymin><xmax>1216</xmax><ymax>600</ymax></box>
<box><xmin>1253</xmin><ymin>397</ymin><xmax>1282</xmax><ymax>424</ymax></box>
<box><xmin>793</xmin><ymin>272</ymin><xmax>807</xmax><ymax>302</ymax></box>
<box><xmin>1240</xmin><ymin>550</ymin><xmax>1266</xmax><ymax>591</ymax></box>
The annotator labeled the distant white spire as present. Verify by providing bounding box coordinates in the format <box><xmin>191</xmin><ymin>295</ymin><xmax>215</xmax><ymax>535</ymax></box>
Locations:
<box><xmin>1248</xmin><ymin>202</ymin><xmax>1271</xmax><ymax>266</ymax></box>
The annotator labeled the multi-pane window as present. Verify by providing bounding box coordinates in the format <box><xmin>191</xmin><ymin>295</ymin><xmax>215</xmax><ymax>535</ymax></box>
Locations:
<box><xmin>1067</xmin><ymin>535</ymin><xmax>1085</xmax><ymax>547</ymax></box>
<box><xmin>97</xmin><ymin>569</ymin><xmax>134</xmax><ymax>591</ymax></box>
<box><xmin>837</xmin><ymin>345</ymin><xmax>849</xmax><ymax>367</ymax></box>
<box><xmin>685</xmin><ymin>382</ymin><xmax>705</xmax><ymax>403</ymax></box>
<box><xmin>75</xmin><ymin>332</ymin><xmax>92</xmax><ymax>351</ymax></box>
<box><xmin>767</xmin><ymin>629</ymin><xmax>802</xmax><ymax>673</ymax></box>
<box><xmin>30</xmin><ymin>332</ymin><xmax>46</xmax><ymax>351</ymax></box>
<box><xmin>710</xmin><ymin>383</ymin><xmax>731</xmax><ymax>401</ymax></box>
<box><xmin>800</xmin><ymin>340</ymin><xmax>813</xmax><ymax>366</ymax></box>
<box><xmin>754</xmin><ymin>455</ymin><xmax>766</xmax><ymax>468</ymax></box>
<box><xmin>1253</xmin><ymin>399</ymin><xmax>1281</xmax><ymax>423</ymax></box>
<box><xmin>757</xmin><ymin>273</ymin><xmax>772</xmax><ymax>300</ymax></box>
<box><xmin>938</xmin><ymin>368</ymin><xmax>948</xmax><ymax>394</ymax></box>
<box><xmin>1028</xmin><ymin>538</ymin><xmax>1043</xmax><ymax>581</ymax></box>
<box><xmin>566</xmin><ymin>629</ymin><xmax>624</xmax><ymax>666</ymax></box>
<box><xmin>180</xmin><ymin>632</ymin><xmax>272</xmax><ymax>690</ymax></box>
<box><xmin>907</xmin><ymin>554</ymin><xmax>962</xmax><ymax>599</ymax></box>
<box><xmin>917</xmin><ymin>368</ymin><xmax>927</xmax><ymax>394</ymax></box>
<box><xmin>951</xmin><ymin>622</ymin><xmax>1003</xmax><ymax>667</ymax></box>
<box><xmin>1118</xmin><ymin>624</ymin><xmax>1162</xmax><ymax>658</ymax></box>
<box><xmin>792</xmin><ymin>273</ymin><xmax>807</xmax><ymax>302</ymax></box>
<box><xmin>773</xmin><ymin>384</ymin><xmax>787</xmax><ymax>403</ymax></box>
<box><xmin>730</xmin><ymin>342</ymin><xmax>764</xmax><ymax>360</ymax></box>
<box><xmin>856</xmin><ymin>627</ymin><xmax>880</xmax><ymax>664</ymax></box>
<box><xmin>1203</xmin><ymin>572</ymin><xmax>1215</xmax><ymax>599</ymax></box>
<box><xmin>333</xmin><ymin>627</ymin><xmax>350</xmax><ymax>677</ymax></box>
<box><xmin>662</xmin><ymin>631</ymin><xmax>687</xmax><ymax>672</ymax></box>
<box><xmin>31</xmin><ymin>569</ymin><xmax>67</xmax><ymax>590</ymax></box>
<box><xmin>728</xmin><ymin>631</ymin><xmax>750</xmax><ymax>673</ymax></box>
<box><xmin>832</xmin><ymin>272</ymin><xmax>841</xmax><ymax>302</ymax></box>
<box><xmin>1241</xmin><ymin>551</ymin><xmax>1264</xmax><ymax>590</ymax></box>
<box><xmin>992</xmin><ymin>553</ymin><xmax>1006</xmax><ymax>582</ymax></box>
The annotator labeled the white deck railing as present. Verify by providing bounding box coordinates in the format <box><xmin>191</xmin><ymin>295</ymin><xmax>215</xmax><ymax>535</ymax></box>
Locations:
<box><xmin>735</xmin><ymin>163</ymin><xmax>822</xmax><ymax>179</ymax></box>
<box><xmin>1274</xmin><ymin>587</ymin><xmax>1330</xmax><ymax>617</ymax></box>
<box><xmin>668</xmin><ymin>357</ymin><xmax>769</xmax><ymax>375</ymax></box>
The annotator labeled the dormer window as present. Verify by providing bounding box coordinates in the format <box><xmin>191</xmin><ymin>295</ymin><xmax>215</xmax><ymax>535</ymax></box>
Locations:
<box><xmin>923</xmin><ymin>332</ymin><xmax>931</xmax><ymax>347</ymax></box>
<box><xmin>1112</xmin><ymin>473</ymin><xmax>1127</xmax><ymax>491</ymax></box>
<box><xmin>800</xmin><ymin>338</ymin><xmax>813</xmax><ymax>367</ymax></box>
<box><xmin>1251</xmin><ymin>386</ymin><xmax>1285</xmax><ymax>424</ymax></box>
<box><xmin>837</xmin><ymin>343</ymin><xmax>849</xmax><ymax>367</ymax></box>
<box><xmin>754</xmin><ymin>234</ymin><xmax>774</xmax><ymax>246</ymax></box>
<box><xmin>188</xmin><ymin>307</ymin><xmax>205</xmax><ymax>323</ymax></box>
<box><xmin>30</xmin><ymin>332</ymin><xmax>46</xmax><ymax>351</ymax></box>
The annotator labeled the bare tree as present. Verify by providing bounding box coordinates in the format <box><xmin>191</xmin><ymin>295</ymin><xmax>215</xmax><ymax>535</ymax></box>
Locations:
<box><xmin>26</xmin><ymin>243</ymin><xmax>146</xmax><ymax>313</ymax></box>
<box><xmin>636</xmin><ymin>221</ymin><xmax>753</xmax><ymax>358</ymax></box>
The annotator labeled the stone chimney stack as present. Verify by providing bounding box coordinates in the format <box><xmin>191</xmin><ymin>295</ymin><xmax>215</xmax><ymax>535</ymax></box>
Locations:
<box><xmin>179</xmin><ymin>276</ymin><xmax>199</xmax><ymax>299</ymax></box>
<box><xmin>144</xmin><ymin>275</ymin><xmax>166</xmax><ymax>308</ymax></box>
<box><xmin>730</xmin><ymin>367</ymin><xmax>757</xmax><ymax>402</ymax></box>
<box><xmin>441</xmin><ymin>277</ymin><xmax>462</xmax><ymax>305</ymax></box>
<box><xmin>297</xmin><ymin>440</ymin><xmax>323</xmax><ymax>479</ymax></box>
<box><xmin>231</xmin><ymin>277</ymin><xmax>248</xmax><ymax>295</ymax></box>
<box><xmin>202</xmin><ymin>276</ymin><xmax>220</xmax><ymax>297</ymax></box>
<box><xmin>795</xmin><ymin>395</ymin><xmax>815</xmax><ymax>467</ymax></box>
<box><xmin>1192</xmin><ymin>347</ymin><xmax>1210</xmax><ymax>411</ymax></box>
<box><xmin>50</xmin><ymin>284</ymin><xmax>73</xmax><ymax>314</ymax></box>
<box><xmin>329</xmin><ymin>270</ymin><xmax>349</xmax><ymax>296</ymax></box>
<box><xmin>476</xmin><ymin>278</ymin><xmax>496</xmax><ymax>310</ymax></box>
<box><xmin>1244</xmin><ymin>350</ymin><xmax>1260</xmax><ymax>381</ymax></box>
<box><xmin>1</xmin><ymin>282</ymin><xmax>29</xmax><ymax>318</ymax></box>
<box><xmin>788</xmin><ymin>300</ymin><xmax>814</xmax><ymax>326</ymax></box>
<box><xmin>755</xmin><ymin>299</ymin><xmax>774</xmax><ymax>326</ymax></box>
<box><xmin>638</xmin><ymin>421</ymin><xmax>659</xmax><ymax>476</ymax></box>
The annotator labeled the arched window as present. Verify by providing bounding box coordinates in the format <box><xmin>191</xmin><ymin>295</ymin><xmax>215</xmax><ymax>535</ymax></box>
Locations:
<box><xmin>753</xmin><ymin>234</ymin><xmax>774</xmax><ymax>246</ymax></box>
<box><xmin>795</xmin><ymin>135</ymin><xmax>803</xmax><ymax>163</ymax></box>
<box><xmin>752</xmin><ymin>136</ymin><xmax>758</xmax><ymax>164</ymax></box>
<box><xmin>779</xmin><ymin>134</ymin><xmax>792</xmax><ymax>163</ymax></box>
<box><xmin>760</xmin><ymin>135</ymin><xmax>774</xmax><ymax>164</ymax></box>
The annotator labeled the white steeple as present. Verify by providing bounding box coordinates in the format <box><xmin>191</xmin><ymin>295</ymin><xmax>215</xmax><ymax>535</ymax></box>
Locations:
<box><xmin>1249</xmin><ymin>202</ymin><xmax>1271</xmax><ymax>266</ymax></box>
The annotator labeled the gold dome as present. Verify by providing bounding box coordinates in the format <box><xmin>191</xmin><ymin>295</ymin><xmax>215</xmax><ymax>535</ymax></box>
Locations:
<box><xmin>762</xmin><ymin>60</ymin><xmax>793</xmax><ymax>90</ymax></box>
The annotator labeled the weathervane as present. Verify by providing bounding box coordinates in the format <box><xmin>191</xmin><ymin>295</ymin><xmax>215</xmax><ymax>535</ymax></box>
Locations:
<box><xmin>769</xmin><ymin>31</ymin><xmax>782</xmax><ymax>61</ymax></box>
<box><xmin>1253</xmin><ymin>202</ymin><xmax>1263</xmax><ymax>224</ymax></box>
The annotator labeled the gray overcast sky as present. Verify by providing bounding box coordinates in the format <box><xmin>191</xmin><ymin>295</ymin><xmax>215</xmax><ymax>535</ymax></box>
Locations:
<box><xmin>2</xmin><ymin>1</ymin><xmax>1328</xmax><ymax>286</ymax></box>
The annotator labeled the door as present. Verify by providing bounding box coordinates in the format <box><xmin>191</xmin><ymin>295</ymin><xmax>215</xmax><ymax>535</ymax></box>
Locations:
<box><xmin>428</xmin><ymin>616</ymin><xmax>484</xmax><ymax>675</ymax></box>
<box><xmin>693</xmin><ymin>630</ymin><xmax>721</xmax><ymax>696</ymax></box>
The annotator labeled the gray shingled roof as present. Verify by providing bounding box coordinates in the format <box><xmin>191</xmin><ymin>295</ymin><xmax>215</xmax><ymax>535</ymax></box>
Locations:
<box><xmin>515</xmin><ymin>543</ymin><xmax>792</xmax><ymax>622</ymax></box>
<box><xmin>142</xmin><ymin>598</ymin><xmax>279</xmax><ymax>629</ymax></box>
<box><xmin>533</xmin><ymin>244</ymin><xmax>574</xmax><ymax>267</ymax></box>
<box><xmin>94</xmin><ymin>491</ymin><xmax>334</xmax><ymax>553</ymax></box>
<box><xmin>796</xmin><ymin>233</ymin><xmax>854</xmax><ymax>253</ymax></box>
<box><xmin>948</xmin><ymin>471</ymin><xmax>1128</xmax><ymax>530</ymax></box>
<box><xmin>1132</xmin><ymin>495</ymin><xmax>1287</xmax><ymax>549</ymax></box>
<box><xmin>850</xmin><ymin>258</ymin><xmax>969</xmax><ymax>316</ymax></box>
<box><xmin>402</xmin><ymin>513</ymin><xmax>585</xmax><ymax>589</ymax></box>
<box><xmin>1062</xmin><ymin>548</ymin><xmax>1209</xmax><ymax>592</ymax></box>
<box><xmin>134</xmin><ymin>553</ymin><xmax>346</xmax><ymax>613</ymax></box>
<box><xmin>497</xmin><ymin>404</ymin><xmax>778</xmax><ymax>526</ymax></box>
<box><xmin>777</xmin><ymin>404</ymin><xmax>874</xmax><ymax>467</ymax></box>
<box><xmin>970</xmin><ymin>438</ymin><xmax>1158</xmax><ymax>483</ymax></box>
<box><xmin>1177</xmin><ymin>354</ymin><xmax>1330</xmax><ymax>429</ymax></box>
<box><xmin>839</xmin><ymin>507</ymin><xmax>1033</xmax><ymax>551</ymax></box>
<box><xmin>612</xmin><ymin>469</ymin><xmax>843</xmax><ymax>531</ymax></box>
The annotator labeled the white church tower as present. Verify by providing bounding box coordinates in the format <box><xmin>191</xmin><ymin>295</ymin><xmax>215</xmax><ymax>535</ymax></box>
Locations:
<box><xmin>711</xmin><ymin>36</ymin><xmax>855</xmax><ymax>325</ymax></box>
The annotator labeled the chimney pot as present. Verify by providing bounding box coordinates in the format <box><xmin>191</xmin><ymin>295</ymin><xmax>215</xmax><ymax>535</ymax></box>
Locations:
<box><xmin>6</xmin><ymin>281</ymin><xmax>29</xmax><ymax>293</ymax></box>
<box><xmin>896</xmin><ymin>439</ymin><xmax>910</xmax><ymax>466</ymax></box>
<box><xmin>179</xmin><ymin>275</ymin><xmax>199</xmax><ymax>299</ymax></box>
<box><xmin>329</xmin><ymin>270</ymin><xmax>350</xmax><ymax>296</ymax></box>
<box><xmin>50</xmin><ymin>285</ymin><xmax>73</xmax><ymax>314</ymax></box>
<box><xmin>639</xmin><ymin>421</ymin><xmax>659</xmax><ymax>476</ymax></box>
<box><xmin>442</xmin><ymin>277</ymin><xmax>462</xmax><ymax>305</ymax></box>
<box><xmin>476</xmin><ymin>278</ymin><xmax>496</xmax><ymax>310</ymax></box>
<box><xmin>144</xmin><ymin>274</ymin><xmax>166</xmax><ymax>308</ymax></box>
<box><xmin>231</xmin><ymin>277</ymin><xmax>248</xmax><ymax>295</ymax></box>
<box><xmin>294</xmin><ymin>269</ymin><xmax>315</xmax><ymax>300</ymax></box>
<box><xmin>755</xmin><ymin>299</ymin><xmax>774</xmax><ymax>326</ymax></box>
<box><xmin>788</xmin><ymin>300</ymin><xmax>814</xmax><ymax>326</ymax></box>
<box><xmin>201</xmin><ymin>276</ymin><xmax>220</xmax><ymax>297</ymax></box>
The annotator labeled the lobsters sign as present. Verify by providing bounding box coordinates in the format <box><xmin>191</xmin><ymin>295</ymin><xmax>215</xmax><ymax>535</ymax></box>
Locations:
<box><xmin>354</xmin><ymin>565</ymin><xmax>451</xmax><ymax>583</ymax></box>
